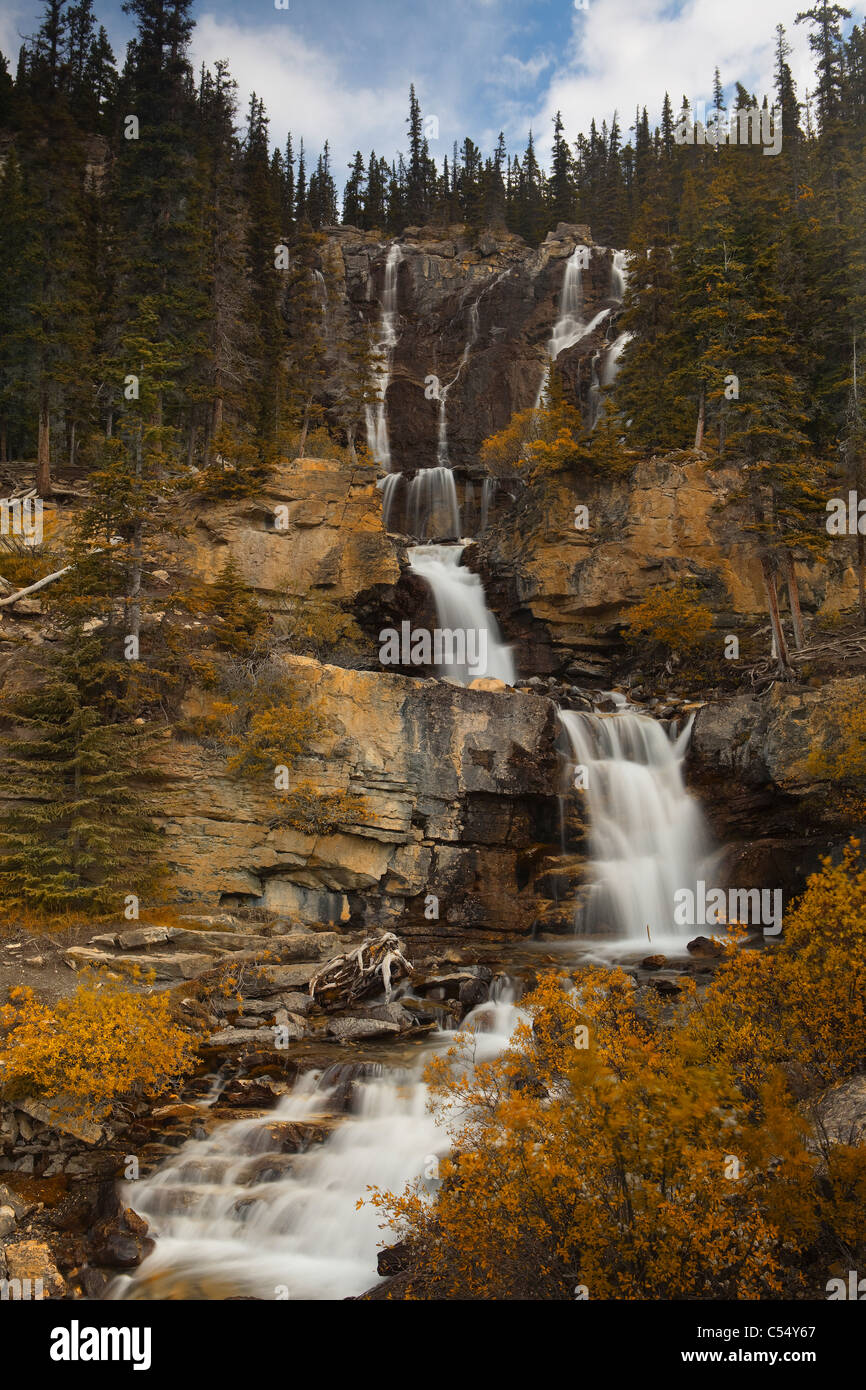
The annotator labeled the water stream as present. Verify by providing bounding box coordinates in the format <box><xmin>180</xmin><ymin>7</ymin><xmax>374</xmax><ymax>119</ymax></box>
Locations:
<box><xmin>112</xmin><ymin>991</ymin><xmax>524</xmax><ymax>1302</ymax></box>
<box><xmin>559</xmin><ymin>697</ymin><xmax>712</xmax><ymax>946</ymax></box>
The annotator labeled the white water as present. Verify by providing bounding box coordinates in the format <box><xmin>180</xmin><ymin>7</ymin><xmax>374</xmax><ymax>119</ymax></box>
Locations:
<box><xmin>480</xmin><ymin>477</ymin><xmax>496</xmax><ymax>532</ymax></box>
<box><xmin>377</xmin><ymin>472</ymin><xmax>403</xmax><ymax>530</ymax></box>
<box><xmin>365</xmin><ymin>243</ymin><xmax>403</xmax><ymax>469</ymax></box>
<box><xmin>601</xmin><ymin>331</ymin><xmax>632</xmax><ymax>386</ymax></box>
<box><xmin>610</xmin><ymin>249</ymin><xmax>629</xmax><ymax>302</ymax></box>
<box><xmin>112</xmin><ymin>992</ymin><xmax>524</xmax><ymax>1302</ymax></box>
<box><xmin>559</xmin><ymin>701</ymin><xmax>711</xmax><ymax>945</ymax></box>
<box><xmin>548</xmin><ymin>246</ymin><xmax>587</xmax><ymax>360</ymax></box>
<box><xmin>407</xmin><ymin>543</ymin><xmax>516</xmax><ymax>685</ymax></box>
<box><xmin>408</xmin><ymin>467</ymin><xmax>461</xmax><ymax>540</ymax></box>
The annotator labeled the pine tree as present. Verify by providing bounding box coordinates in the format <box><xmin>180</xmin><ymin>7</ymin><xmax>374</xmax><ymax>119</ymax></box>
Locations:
<box><xmin>0</xmin><ymin>647</ymin><xmax>163</xmax><ymax>913</ymax></box>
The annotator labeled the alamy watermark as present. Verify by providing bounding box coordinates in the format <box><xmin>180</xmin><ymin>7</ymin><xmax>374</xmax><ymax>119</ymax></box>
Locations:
<box><xmin>0</xmin><ymin>496</ymin><xmax>43</xmax><ymax>546</ymax></box>
<box><xmin>673</xmin><ymin>881</ymin><xmax>782</xmax><ymax>935</ymax></box>
<box><xmin>379</xmin><ymin>621</ymin><xmax>488</xmax><ymax>677</ymax></box>
<box><xmin>674</xmin><ymin>103</ymin><xmax>782</xmax><ymax>157</ymax></box>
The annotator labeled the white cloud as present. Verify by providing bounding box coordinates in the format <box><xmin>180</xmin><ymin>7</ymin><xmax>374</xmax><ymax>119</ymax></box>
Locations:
<box><xmin>192</xmin><ymin>13</ymin><xmax>408</xmax><ymax>176</ymax></box>
<box><xmin>533</xmin><ymin>0</ymin><xmax>819</xmax><ymax>146</ymax></box>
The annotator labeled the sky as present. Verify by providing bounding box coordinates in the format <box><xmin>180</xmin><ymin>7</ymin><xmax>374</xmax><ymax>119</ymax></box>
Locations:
<box><xmin>0</xmin><ymin>0</ymin><xmax>852</xmax><ymax>178</ymax></box>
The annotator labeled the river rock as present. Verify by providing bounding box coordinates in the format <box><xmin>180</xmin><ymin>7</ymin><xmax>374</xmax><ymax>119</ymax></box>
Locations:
<box><xmin>686</xmin><ymin>936</ymin><xmax>724</xmax><ymax>958</ymax></box>
<box><xmin>326</xmin><ymin>1017</ymin><xmax>402</xmax><ymax>1042</ymax></box>
<box><xmin>3</xmin><ymin>1240</ymin><xmax>66</xmax><ymax>1297</ymax></box>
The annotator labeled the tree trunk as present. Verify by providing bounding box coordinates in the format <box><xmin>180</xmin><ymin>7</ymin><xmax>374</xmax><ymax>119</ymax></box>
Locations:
<box><xmin>0</xmin><ymin>419</ymin><xmax>6</xmax><ymax>464</ymax></box>
<box><xmin>761</xmin><ymin>554</ymin><xmax>790</xmax><ymax>673</ymax></box>
<box><xmin>859</xmin><ymin>529</ymin><xmax>866</xmax><ymax>627</ymax></box>
<box><xmin>36</xmin><ymin>393</ymin><xmax>51</xmax><ymax>497</ymax></box>
<box><xmin>694</xmin><ymin>386</ymin><xmax>705</xmax><ymax>451</ymax></box>
<box><xmin>69</xmin><ymin>420</ymin><xmax>76</xmax><ymax>468</ymax></box>
<box><xmin>782</xmin><ymin>552</ymin><xmax>805</xmax><ymax>650</ymax></box>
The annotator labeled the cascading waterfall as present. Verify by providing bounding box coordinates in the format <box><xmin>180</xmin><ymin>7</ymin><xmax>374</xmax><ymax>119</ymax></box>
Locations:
<box><xmin>480</xmin><ymin>477</ymin><xmax>496</xmax><ymax>532</ymax></box>
<box><xmin>377</xmin><ymin>472</ymin><xmax>404</xmax><ymax>531</ymax></box>
<box><xmin>535</xmin><ymin>245</ymin><xmax>589</xmax><ymax>409</ymax></box>
<box><xmin>407</xmin><ymin>543</ymin><xmax>515</xmax><ymax>685</ymax></box>
<box><xmin>365</xmin><ymin>243</ymin><xmax>403</xmax><ymax>469</ymax></box>
<box><xmin>559</xmin><ymin>698</ymin><xmax>711</xmax><ymax>945</ymax></box>
<box><xmin>610</xmin><ymin>249</ymin><xmax>629</xmax><ymax>302</ymax></box>
<box><xmin>111</xmin><ymin>990</ymin><xmax>524</xmax><ymax>1303</ymax></box>
<box><xmin>601</xmin><ymin>331</ymin><xmax>632</xmax><ymax>386</ymax></box>
<box><xmin>408</xmin><ymin>467</ymin><xmax>461</xmax><ymax>541</ymax></box>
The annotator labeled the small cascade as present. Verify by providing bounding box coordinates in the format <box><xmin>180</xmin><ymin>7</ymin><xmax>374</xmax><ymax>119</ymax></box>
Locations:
<box><xmin>601</xmin><ymin>331</ymin><xmax>633</xmax><ymax>386</ymax></box>
<box><xmin>377</xmin><ymin>472</ymin><xmax>404</xmax><ymax>531</ymax></box>
<box><xmin>559</xmin><ymin>700</ymin><xmax>711</xmax><ymax>945</ymax></box>
<box><xmin>610</xmin><ymin>249</ymin><xmax>629</xmax><ymax>302</ymax></box>
<box><xmin>365</xmin><ymin>243</ymin><xmax>403</xmax><ymax>470</ymax></box>
<box><xmin>480</xmin><ymin>477</ymin><xmax>497</xmax><ymax>532</ymax></box>
<box><xmin>535</xmin><ymin>245</ymin><xmax>590</xmax><ymax>409</ymax></box>
<box><xmin>588</xmin><ymin>350</ymin><xmax>602</xmax><ymax>428</ymax></box>
<box><xmin>112</xmin><ymin>991</ymin><xmax>524</xmax><ymax>1302</ymax></box>
<box><xmin>407</xmin><ymin>543</ymin><xmax>516</xmax><ymax>685</ymax></box>
<box><xmin>408</xmin><ymin>467</ymin><xmax>461</xmax><ymax>541</ymax></box>
<box><xmin>548</xmin><ymin>246</ymin><xmax>586</xmax><ymax>360</ymax></box>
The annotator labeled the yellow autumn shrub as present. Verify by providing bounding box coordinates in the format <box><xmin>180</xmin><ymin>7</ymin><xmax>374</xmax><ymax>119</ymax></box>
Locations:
<box><xmin>0</xmin><ymin>981</ymin><xmax>197</xmax><ymax>1116</ymax></box>
<box><xmin>370</xmin><ymin>969</ymin><xmax>829</xmax><ymax>1301</ymax></box>
<box><xmin>623</xmin><ymin>579</ymin><xmax>714</xmax><ymax>663</ymax></box>
<box><xmin>690</xmin><ymin>840</ymin><xmax>866</xmax><ymax>1094</ymax></box>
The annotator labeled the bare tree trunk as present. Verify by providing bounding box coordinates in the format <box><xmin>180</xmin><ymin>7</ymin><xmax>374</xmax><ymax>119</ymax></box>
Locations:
<box><xmin>69</xmin><ymin>420</ymin><xmax>76</xmax><ymax>468</ymax></box>
<box><xmin>761</xmin><ymin>553</ymin><xmax>790</xmax><ymax>673</ymax></box>
<box><xmin>36</xmin><ymin>392</ymin><xmax>51</xmax><ymax>497</ymax></box>
<box><xmin>0</xmin><ymin>419</ymin><xmax>6</xmax><ymax>464</ymax></box>
<box><xmin>694</xmin><ymin>386</ymin><xmax>705</xmax><ymax>451</ymax></box>
<box><xmin>859</xmin><ymin>529</ymin><xmax>866</xmax><ymax>626</ymax></box>
<box><xmin>782</xmin><ymin>551</ymin><xmax>805</xmax><ymax>650</ymax></box>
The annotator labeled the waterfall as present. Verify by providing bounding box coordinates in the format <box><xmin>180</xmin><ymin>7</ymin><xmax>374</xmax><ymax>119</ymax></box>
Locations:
<box><xmin>365</xmin><ymin>243</ymin><xmax>403</xmax><ymax>469</ymax></box>
<box><xmin>480</xmin><ymin>478</ymin><xmax>496</xmax><ymax>532</ymax></box>
<box><xmin>407</xmin><ymin>543</ymin><xmax>516</xmax><ymax>685</ymax></box>
<box><xmin>377</xmin><ymin>472</ymin><xmax>404</xmax><ymax>531</ymax></box>
<box><xmin>408</xmin><ymin>467</ymin><xmax>461</xmax><ymax>541</ymax></box>
<box><xmin>535</xmin><ymin>245</ymin><xmax>590</xmax><ymax>407</ymax></box>
<box><xmin>588</xmin><ymin>350</ymin><xmax>602</xmax><ymax>428</ymax></box>
<box><xmin>111</xmin><ymin>991</ymin><xmax>524</xmax><ymax>1302</ymax></box>
<box><xmin>610</xmin><ymin>249</ymin><xmax>629</xmax><ymax>302</ymax></box>
<box><xmin>601</xmin><ymin>331</ymin><xmax>632</xmax><ymax>387</ymax></box>
<box><xmin>559</xmin><ymin>701</ymin><xmax>711</xmax><ymax>944</ymax></box>
<box><xmin>548</xmin><ymin>246</ymin><xmax>586</xmax><ymax>360</ymax></box>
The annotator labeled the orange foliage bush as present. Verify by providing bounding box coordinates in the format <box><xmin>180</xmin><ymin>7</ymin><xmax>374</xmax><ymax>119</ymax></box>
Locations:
<box><xmin>0</xmin><ymin>981</ymin><xmax>197</xmax><ymax>1117</ymax></box>
<box><xmin>690</xmin><ymin>841</ymin><xmax>866</xmax><ymax>1095</ymax></box>
<box><xmin>371</xmin><ymin>845</ymin><xmax>866</xmax><ymax>1303</ymax></box>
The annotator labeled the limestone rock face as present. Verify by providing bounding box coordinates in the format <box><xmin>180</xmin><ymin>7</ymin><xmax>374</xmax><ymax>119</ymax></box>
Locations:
<box><xmin>176</xmin><ymin>457</ymin><xmax>400</xmax><ymax>606</ymax></box>
<box><xmin>329</xmin><ymin>222</ymin><xmax>610</xmax><ymax>476</ymax></box>
<box><xmin>689</xmin><ymin>676</ymin><xmax>866</xmax><ymax>904</ymax></box>
<box><xmin>153</xmin><ymin>656</ymin><xmax>559</xmax><ymax>936</ymax></box>
<box><xmin>476</xmin><ymin>455</ymin><xmax>860</xmax><ymax>675</ymax></box>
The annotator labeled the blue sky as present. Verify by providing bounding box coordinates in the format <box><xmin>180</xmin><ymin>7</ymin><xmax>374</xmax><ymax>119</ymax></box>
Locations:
<box><xmin>0</xmin><ymin>0</ymin><xmax>845</xmax><ymax>178</ymax></box>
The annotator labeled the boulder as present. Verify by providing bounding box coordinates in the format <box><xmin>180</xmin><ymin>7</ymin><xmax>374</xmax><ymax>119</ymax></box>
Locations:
<box><xmin>325</xmin><ymin>1017</ymin><xmax>402</xmax><ymax>1042</ymax></box>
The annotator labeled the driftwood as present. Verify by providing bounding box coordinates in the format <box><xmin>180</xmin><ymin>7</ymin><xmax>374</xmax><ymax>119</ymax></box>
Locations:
<box><xmin>309</xmin><ymin>932</ymin><xmax>412</xmax><ymax>1011</ymax></box>
<box><xmin>0</xmin><ymin>536</ymin><xmax>123</xmax><ymax>609</ymax></box>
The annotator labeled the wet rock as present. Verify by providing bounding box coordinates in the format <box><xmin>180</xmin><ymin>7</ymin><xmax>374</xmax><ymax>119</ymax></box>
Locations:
<box><xmin>641</xmin><ymin>954</ymin><xmax>667</xmax><ymax>970</ymax></box>
<box><xmin>220</xmin><ymin>1078</ymin><xmax>284</xmax><ymax>1109</ymax></box>
<box><xmin>686</xmin><ymin>936</ymin><xmax>724</xmax><ymax>958</ymax></box>
<box><xmin>0</xmin><ymin>1205</ymin><xmax>16</xmax><ymax>1238</ymax></box>
<box><xmin>377</xmin><ymin>1240</ymin><xmax>411</xmax><ymax>1276</ymax></box>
